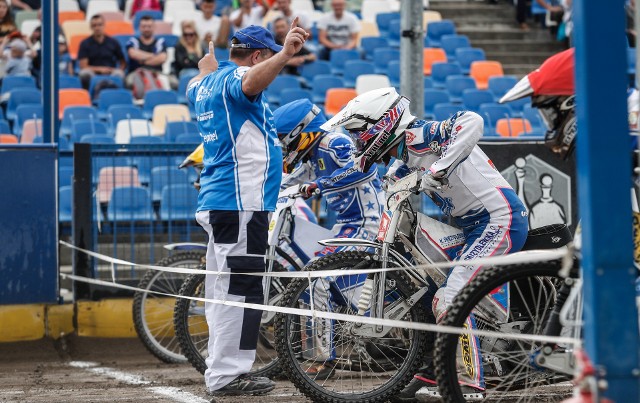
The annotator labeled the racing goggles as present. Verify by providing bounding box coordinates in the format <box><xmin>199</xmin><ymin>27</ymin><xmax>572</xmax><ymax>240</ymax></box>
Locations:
<box><xmin>282</xmin><ymin>131</ymin><xmax>322</xmax><ymax>173</ymax></box>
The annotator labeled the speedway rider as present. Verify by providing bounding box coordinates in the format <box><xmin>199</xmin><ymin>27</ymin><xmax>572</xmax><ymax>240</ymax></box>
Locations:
<box><xmin>321</xmin><ymin>87</ymin><xmax>529</xmax><ymax>401</ymax></box>
<box><xmin>273</xmin><ymin>98</ymin><xmax>385</xmax><ymax>379</ymax></box>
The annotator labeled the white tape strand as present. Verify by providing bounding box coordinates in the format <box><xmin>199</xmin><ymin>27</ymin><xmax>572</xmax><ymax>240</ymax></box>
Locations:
<box><xmin>60</xmin><ymin>272</ymin><xmax>581</xmax><ymax>347</ymax></box>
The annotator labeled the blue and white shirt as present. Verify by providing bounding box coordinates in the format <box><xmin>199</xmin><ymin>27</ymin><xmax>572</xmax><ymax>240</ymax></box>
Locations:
<box><xmin>187</xmin><ymin>60</ymin><xmax>283</xmax><ymax>212</ymax></box>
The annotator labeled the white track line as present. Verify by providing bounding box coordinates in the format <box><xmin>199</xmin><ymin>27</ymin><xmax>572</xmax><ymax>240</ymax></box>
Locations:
<box><xmin>69</xmin><ymin>361</ymin><xmax>208</xmax><ymax>403</ymax></box>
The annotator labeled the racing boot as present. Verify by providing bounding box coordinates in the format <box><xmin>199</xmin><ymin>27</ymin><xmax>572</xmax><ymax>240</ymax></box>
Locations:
<box><xmin>415</xmin><ymin>384</ymin><xmax>484</xmax><ymax>402</ymax></box>
<box><xmin>393</xmin><ymin>371</ymin><xmax>437</xmax><ymax>402</ymax></box>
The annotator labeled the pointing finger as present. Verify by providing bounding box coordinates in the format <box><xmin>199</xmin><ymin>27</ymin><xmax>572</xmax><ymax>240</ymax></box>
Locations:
<box><xmin>290</xmin><ymin>16</ymin><xmax>299</xmax><ymax>30</ymax></box>
<box><xmin>209</xmin><ymin>41</ymin><xmax>214</xmax><ymax>55</ymax></box>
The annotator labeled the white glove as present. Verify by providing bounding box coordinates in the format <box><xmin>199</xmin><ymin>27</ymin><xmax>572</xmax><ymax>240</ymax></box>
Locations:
<box><xmin>419</xmin><ymin>171</ymin><xmax>443</xmax><ymax>194</ymax></box>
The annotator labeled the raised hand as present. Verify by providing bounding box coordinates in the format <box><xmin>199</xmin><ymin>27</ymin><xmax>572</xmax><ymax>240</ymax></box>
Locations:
<box><xmin>282</xmin><ymin>17</ymin><xmax>309</xmax><ymax>58</ymax></box>
<box><xmin>198</xmin><ymin>41</ymin><xmax>218</xmax><ymax>74</ymax></box>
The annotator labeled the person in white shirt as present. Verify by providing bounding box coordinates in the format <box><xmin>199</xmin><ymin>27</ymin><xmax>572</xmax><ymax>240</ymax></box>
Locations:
<box><xmin>317</xmin><ymin>0</ymin><xmax>359</xmax><ymax>60</ymax></box>
<box><xmin>195</xmin><ymin>0</ymin><xmax>231</xmax><ymax>47</ymax></box>
<box><xmin>270</xmin><ymin>0</ymin><xmax>311</xmax><ymax>33</ymax></box>
<box><xmin>231</xmin><ymin>0</ymin><xmax>268</xmax><ymax>29</ymax></box>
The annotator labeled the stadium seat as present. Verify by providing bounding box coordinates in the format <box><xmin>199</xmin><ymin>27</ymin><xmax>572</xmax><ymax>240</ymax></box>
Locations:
<box><xmin>104</xmin><ymin>20</ymin><xmax>134</xmax><ymax>36</ymax></box>
<box><xmin>101</xmin><ymin>10</ymin><xmax>126</xmax><ymax>21</ymax></box>
<box><xmin>159</xmin><ymin>184</ymin><xmax>198</xmax><ymax>221</ymax></box>
<box><xmin>158</xmin><ymin>34</ymin><xmax>179</xmax><ymax>48</ymax></box>
<box><xmin>7</xmin><ymin>88</ymin><xmax>41</xmax><ymax>121</ymax></box>
<box><xmin>68</xmin><ymin>34</ymin><xmax>89</xmax><ymax>60</ymax></box>
<box><xmin>440</xmin><ymin>34</ymin><xmax>470</xmax><ymax>62</ymax></box>
<box><xmin>358</xmin><ymin>21</ymin><xmax>380</xmax><ymax>42</ymax></box>
<box><xmin>150</xmin><ymin>166</ymin><xmax>189</xmax><ymax>202</ymax></box>
<box><xmin>164</xmin><ymin>0</ymin><xmax>197</xmax><ymax>21</ymax></box>
<box><xmin>628</xmin><ymin>47</ymin><xmax>637</xmax><ymax>75</ymax></box>
<box><xmin>361</xmin><ymin>0</ymin><xmax>392</xmax><ymax>22</ymax></box>
<box><xmin>431</xmin><ymin>62</ymin><xmax>462</xmax><ymax>89</ymax></box>
<box><xmin>355</xmin><ymin>74</ymin><xmax>391</xmax><ymax>95</ymax></box>
<box><xmin>60</xmin><ymin>106</ymin><xmax>98</xmax><ymax>138</ymax></box>
<box><xmin>59</xmin><ymin>166</ymin><xmax>74</xmax><ymax>188</ymax></box>
<box><xmin>177</xmin><ymin>71</ymin><xmax>199</xmax><ymax>104</ymax></box>
<box><xmin>165</xmin><ymin>121</ymin><xmax>198</xmax><ymax>142</ymax></box>
<box><xmin>130</xmin><ymin>136</ymin><xmax>164</xmax><ymax>144</ymax></box>
<box><xmin>343</xmin><ymin>60</ymin><xmax>376</xmax><ymax>88</ymax></box>
<box><xmin>479</xmin><ymin>103</ymin><xmax>512</xmax><ymax>134</ymax></box>
<box><xmin>433</xmin><ymin>103</ymin><xmax>461</xmax><ymax>121</ymax></box>
<box><xmin>506</xmin><ymin>95</ymin><xmax>531</xmax><ymax>112</ymax></box>
<box><xmin>311</xmin><ymin>75</ymin><xmax>344</xmax><ymax>104</ymax></box>
<box><xmin>170</xmin><ymin>10</ymin><xmax>203</xmax><ymax>35</ymax></box>
<box><xmin>20</xmin><ymin>119</ymin><xmax>42</xmax><ymax>143</ymax></box>
<box><xmin>96</xmin><ymin>166</ymin><xmax>141</xmax><ymax>204</ymax></box>
<box><xmin>114</xmin><ymin>119</ymin><xmax>153</xmax><ymax>143</ymax></box>
<box><xmin>423</xmin><ymin>48</ymin><xmax>447</xmax><ymax>76</ymax></box>
<box><xmin>89</xmin><ymin>75</ymin><xmax>124</xmax><ymax>100</ymax></box>
<box><xmin>97</xmin><ymin>89</ymin><xmax>134</xmax><ymax>119</ymax></box>
<box><xmin>58</xmin><ymin>10</ymin><xmax>85</xmax><ymax>26</ymax></box>
<box><xmin>59</xmin><ymin>0</ymin><xmax>80</xmax><ymax>11</ymax></box>
<box><xmin>86</xmin><ymin>0</ymin><xmax>120</xmax><ymax>20</ymax></box>
<box><xmin>62</xmin><ymin>20</ymin><xmax>91</xmax><ymax>39</ymax></box>
<box><xmin>424</xmin><ymin>89</ymin><xmax>450</xmax><ymax>119</ymax></box>
<box><xmin>59</xmin><ymin>75</ymin><xmax>82</xmax><ymax>89</ymax></box>
<box><xmin>15</xmin><ymin>10</ymin><xmax>40</xmax><ymax>30</ymax></box>
<box><xmin>79</xmin><ymin>134</ymin><xmax>115</xmax><ymax>144</ymax></box>
<box><xmin>445</xmin><ymin>75</ymin><xmax>476</xmax><ymax>103</ymax></box>
<box><xmin>360</xmin><ymin>36</ymin><xmax>389</xmax><ymax>61</ymax></box>
<box><xmin>142</xmin><ymin>89</ymin><xmax>179</xmax><ymax>119</ymax></box>
<box><xmin>132</xmin><ymin>10</ymin><xmax>164</xmax><ymax>31</ymax></box>
<box><xmin>300</xmin><ymin>61</ymin><xmax>332</xmax><ymax>83</ymax></box>
<box><xmin>1</xmin><ymin>75</ymin><xmax>36</xmax><ymax>94</ymax></box>
<box><xmin>495</xmin><ymin>118</ymin><xmax>533</xmax><ymax>137</ymax></box>
<box><xmin>375</xmin><ymin>12</ymin><xmax>400</xmax><ymax>37</ymax></box>
<box><xmin>488</xmin><ymin>76</ymin><xmax>519</xmax><ymax>102</ymax></box>
<box><xmin>59</xmin><ymin>89</ymin><xmax>91</xmax><ymax>119</ymax></box>
<box><xmin>151</xmin><ymin>104</ymin><xmax>191</xmax><ymax>134</ymax></box>
<box><xmin>72</xmin><ymin>120</ymin><xmax>110</xmax><ymax>143</ymax></box>
<box><xmin>523</xmin><ymin>104</ymin><xmax>544</xmax><ymax>130</ymax></box>
<box><xmin>373</xmin><ymin>47</ymin><xmax>400</xmax><ymax>75</ymax></box>
<box><xmin>455</xmin><ymin>47</ymin><xmax>486</xmax><ymax>74</ymax></box>
<box><xmin>108</xmin><ymin>105</ymin><xmax>144</xmax><ymax>134</ymax></box>
<box><xmin>0</xmin><ymin>119</ymin><xmax>10</xmax><ymax>135</ymax></box>
<box><xmin>265</xmin><ymin>75</ymin><xmax>301</xmax><ymax>106</ymax></box>
<box><xmin>324</xmin><ymin>88</ymin><xmax>357</xmax><ymax>117</ymax></box>
<box><xmin>329</xmin><ymin>49</ymin><xmax>361</xmax><ymax>75</ymax></box>
<box><xmin>107</xmin><ymin>186</ymin><xmax>155</xmax><ymax>221</ymax></box>
<box><xmin>279</xmin><ymin>88</ymin><xmax>314</xmax><ymax>105</ymax></box>
<box><xmin>425</xmin><ymin>20</ymin><xmax>456</xmax><ymax>47</ymax></box>
<box><xmin>462</xmin><ymin>89</ymin><xmax>495</xmax><ymax>113</ymax></box>
<box><xmin>470</xmin><ymin>61</ymin><xmax>504</xmax><ymax>90</ymax></box>
<box><xmin>59</xmin><ymin>186</ymin><xmax>73</xmax><ymax>223</ymax></box>
<box><xmin>0</xmin><ymin>134</ymin><xmax>18</xmax><ymax>143</ymax></box>
<box><xmin>422</xmin><ymin>10</ymin><xmax>443</xmax><ymax>30</ymax></box>
<box><xmin>175</xmin><ymin>133</ymin><xmax>201</xmax><ymax>143</ymax></box>
<box><xmin>14</xmin><ymin>104</ymin><xmax>43</xmax><ymax>137</ymax></box>
<box><xmin>386</xmin><ymin>60</ymin><xmax>401</xmax><ymax>89</ymax></box>
<box><xmin>20</xmin><ymin>20</ymin><xmax>40</xmax><ymax>37</ymax></box>
<box><xmin>387</xmin><ymin>19</ymin><xmax>401</xmax><ymax>48</ymax></box>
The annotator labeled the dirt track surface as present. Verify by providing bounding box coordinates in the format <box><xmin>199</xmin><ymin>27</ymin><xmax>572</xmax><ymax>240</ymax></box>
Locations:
<box><xmin>0</xmin><ymin>336</ymin><xmax>306</xmax><ymax>403</ymax></box>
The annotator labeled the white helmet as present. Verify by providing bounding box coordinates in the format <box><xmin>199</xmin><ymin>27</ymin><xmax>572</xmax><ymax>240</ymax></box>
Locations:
<box><xmin>321</xmin><ymin>87</ymin><xmax>416</xmax><ymax>172</ymax></box>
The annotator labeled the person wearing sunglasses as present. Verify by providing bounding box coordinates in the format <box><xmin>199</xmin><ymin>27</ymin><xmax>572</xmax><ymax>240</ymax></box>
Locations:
<box><xmin>174</xmin><ymin>20</ymin><xmax>206</xmax><ymax>76</ymax></box>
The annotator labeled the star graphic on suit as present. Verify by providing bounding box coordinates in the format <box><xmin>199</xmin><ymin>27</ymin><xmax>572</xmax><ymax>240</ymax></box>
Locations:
<box><xmin>362</xmin><ymin>186</ymin><xmax>371</xmax><ymax>194</ymax></box>
<box><xmin>366</xmin><ymin>201</ymin><xmax>375</xmax><ymax>210</ymax></box>
<box><xmin>371</xmin><ymin>216</ymin><xmax>378</xmax><ymax>222</ymax></box>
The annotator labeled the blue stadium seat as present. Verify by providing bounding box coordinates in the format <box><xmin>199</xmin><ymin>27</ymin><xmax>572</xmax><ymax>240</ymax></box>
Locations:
<box><xmin>329</xmin><ymin>49</ymin><xmax>360</xmax><ymax>75</ymax></box>
<box><xmin>130</xmin><ymin>135</ymin><xmax>164</xmax><ymax>144</ymax></box>
<box><xmin>455</xmin><ymin>47</ymin><xmax>486</xmax><ymax>74</ymax></box>
<box><xmin>14</xmin><ymin>104</ymin><xmax>43</xmax><ymax>137</ymax></box>
<box><xmin>424</xmin><ymin>76</ymin><xmax>434</xmax><ymax>89</ymax></box>
<box><xmin>487</xmin><ymin>76</ymin><xmax>518</xmax><ymax>101</ymax></box>
<box><xmin>97</xmin><ymin>89</ymin><xmax>134</xmax><ymax>119</ymax></box>
<box><xmin>387</xmin><ymin>60</ymin><xmax>400</xmax><ymax>89</ymax></box>
<box><xmin>142</xmin><ymin>90</ymin><xmax>179</xmax><ymax>119</ymax></box>
<box><xmin>461</xmin><ymin>89</ymin><xmax>495</xmax><ymax>112</ymax></box>
<box><xmin>107</xmin><ymin>105</ymin><xmax>144</xmax><ymax>134</ymax></box>
<box><xmin>433</xmin><ymin>103</ymin><xmax>461</xmax><ymax>121</ymax></box>
<box><xmin>373</xmin><ymin>48</ymin><xmax>400</xmax><ymax>74</ymax></box>
<box><xmin>265</xmin><ymin>75</ymin><xmax>301</xmax><ymax>106</ymax></box>
<box><xmin>431</xmin><ymin>62</ymin><xmax>462</xmax><ymax>89</ymax></box>
<box><xmin>158</xmin><ymin>34</ymin><xmax>179</xmax><ymax>48</ymax></box>
<box><xmin>0</xmin><ymin>119</ymin><xmax>11</xmax><ymax>134</ymax></box>
<box><xmin>59</xmin><ymin>75</ymin><xmax>82</xmax><ymax>89</ymax></box>
<box><xmin>628</xmin><ymin>47</ymin><xmax>636</xmax><ymax>75</ymax></box>
<box><xmin>6</xmin><ymin>88</ymin><xmax>41</xmax><ymax>121</ymax></box>
<box><xmin>113</xmin><ymin>34</ymin><xmax>133</xmax><ymax>61</ymax></box>
<box><xmin>60</xmin><ymin>106</ymin><xmax>98</xmax><ymax>139</ymax></box>
<box><xmin>159</xmin><ymin>184</ymin><xmax>198</xmax><ymax>221</ymax></box>
<box><xmin>279</xmin><ymin>88</ymin><xmax>314</xmax><ymax>105</ymax></box>
<box><xmin>343</xmin><ymin>60</ymin><xmax>375</xmax><ymax>88</ymax></box>
<box><xmin>425</xmin><ymin>20</ymin><xmax>456</xmax><ymax>47</ymax></box>
<box><xmin>150</xmin><ymin>166</ymin><xmax>189</xmax><ymax>202</ymax></box>
<box><xmin>132</xmin><ymin>155</ymin><xmax>171</xmax><ymax>185</ymax></box>
<box><xmin>1</xmin><ymin>75</ymin><xmax>36</xmax><ymax>94</ymax></box>
<box><xmin>132</xmin><ymin>10</ymin><xmax>163</xmax><ymax>32</ymax></box>
<box><xmin>523</xmin><ymin>104</ymin><xmax>544</xmax><ymax>130</ymax></box>
<box><xmin>79</xmin><ymin>134</ymin><xmax>115</xmax><ymax>144</ymax></box>
<box><xmin>177</xmin><ymin>71</ymin><xmax>199</xmax><ymax>104</ymax></box>
<box><xmin>107</xmin><ymin>186</ymin><xmax>155</xmax><ymax>221</ymax></box>
<box><xmin>58</xmin><ymin>136</ymin><xmax>71</xmax><ymax>151</ymax></box>
<box><xmin>424</xmin><ymin>89</ymin><xmax>450</xmax><ymax>119</ymax></box>
<box><xmin>175</xmin><ymin>133</ymin><xmax>202</xmax><ymax>143</ymax></box>
<box><xmin>311</xmin><ymin>75</ymin><xmax>344</xmax><ymax>104</ymax></box>
<box><xmin>300</xmin><ymin>60</ymin><xmax>332</xmax><ymax>83</ymax></box>
<box><xmin>506</xmin><ymin>96</ymin><xmax>531</xmax><ymax>112</ymax></box>
<box><xmin>478</xmin><ymin>103</ymin><xmax>512</xmax><ymax>136</ymax></box>
<box><xmin>165</xmin><ymin>121</ymin><xmax>198</xmax><ymax>142</ymax></box>
<box><xmin>445</xmin><ymin>75</ymin><xmax>477</xmax><ymax>103</ymax></box>
<box><xmin>88</xmin><ymin>75</ymin><xmax>124</xmax><ymax>98</ymax></box>
<box><xmin>59</xmin><ymin>186</ymin><xmax>73</xmax><ymax>223</ymax></box>
<box><xmin>360</xmin><ymin>36</ymin><xmax>389</xmax><ymax>61</ymax></box>
<box><xmin>440</xmin><ymin>34</ymin><xmax>470</xmax><ymax>62</ymax></box>
<box><xmin>59</xmin><ymin>166</ymin><xmax>74</xmax><ymax>188</ymax></box>
<box><xmin>375</xmin><ymin>12</ymin><xmax>400</xmax><ymax>36</ymax></box>
<box><xmin>72</xmin><ymin>119</ymin><xmax>110</xmax><ymax>143</ymax></box>
<box><xmin>387</xmin><ymin>19</ymin><xmax>401</xmax><ymax>48</ymax></box>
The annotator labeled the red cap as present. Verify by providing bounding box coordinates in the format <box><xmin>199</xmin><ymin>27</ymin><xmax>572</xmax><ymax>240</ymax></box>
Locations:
<box><xmin>528</xmin><ymin>48</ymin><xmax>575</xmax><ymax>96</ymax></box>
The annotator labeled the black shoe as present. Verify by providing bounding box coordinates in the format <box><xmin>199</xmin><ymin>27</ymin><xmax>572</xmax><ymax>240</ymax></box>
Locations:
<box><xmin>393</xmin><ymin>372</ymin><xmax>437</xmax><ymax>402</ymax></box>
<box><xmin>207</xmin><ymin>374</ymin><xmax>275</xmax><ymax>398</ymax></box>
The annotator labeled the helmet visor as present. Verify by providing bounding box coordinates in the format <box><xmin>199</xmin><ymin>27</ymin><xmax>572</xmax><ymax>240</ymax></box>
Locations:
<box><xmin>279</xmin><ymin>104</ymin><xmax>321</xmax><ymax>148</ymax></box>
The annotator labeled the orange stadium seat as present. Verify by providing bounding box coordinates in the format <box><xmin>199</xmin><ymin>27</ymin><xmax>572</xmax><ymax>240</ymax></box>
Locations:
<box><xmin>62</xmin><ymin>20</ymin><xmax>91</xmax><ymax>38</ymax></box>
<box><xmin>100</xmin><ymin>11</ymin><xmax>126</xmax><ymax>21</ymax></box>
<box><xmin>59</xmin><ymin>89</ymin><xmax>92</xmax><ymax>119</ymax></box>
<box><xmin>68</xmin><ymin>34</ymin><xmax>89</xmax><ymax>59</ymax></box>
<box><xmin>58</xmin><ymin>11</ymin><xmax>86</xmax><ymax>25</ymax></box>
<box><xmin>0</xmin><ymin>134</ymin><xmax>18</xmax><ymax>143</ymax></box>
<box><xmin>423</xmin><ymin>48</ymin><xmax>447</xmax><ymax>76</ymax></box>
<box><xmin>495</xmin><ymin>118</ymin><xmax>532</xmax><ymax>137</ymax></box>
<box><xmin>104</xmin><ymin>20</ymin><xmax>134</xmax><ymax>36</ymax></box>
<box><xmin>324</xmin><ymin>88</ymin><xmax>357</xmax><ymax>117</ymax></box>
<box><xmin>470</xmin><ymin>61</ymin><xmax>504</xmax><ymax>90</ymax></box>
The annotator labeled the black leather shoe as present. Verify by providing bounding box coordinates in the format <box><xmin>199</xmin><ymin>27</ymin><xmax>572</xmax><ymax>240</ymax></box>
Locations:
<box><xmin>393</xmin><ymin>372</ymin><xmax>437</xmax><ymax>402</ymax></box>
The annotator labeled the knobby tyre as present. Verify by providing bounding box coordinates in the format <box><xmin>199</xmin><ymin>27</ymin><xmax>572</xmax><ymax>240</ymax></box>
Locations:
<box><xmin>434</xmin><ymin>259</ymin><xmax>574</xmax><ymax>402</ymax></box>
<box><xmin>173</xmin><ymin>262</ymin><xmax>289</xmax><ymax>378</ymax></box>
<box><xmin>274</xmin><ymin>250</ymin><xmax>431</xmax><ymax>403</ymax></box>
<box><xmin>132</xmin><ymin>250</ymin><xmax>205</xmax><ymax>363</ymax></box>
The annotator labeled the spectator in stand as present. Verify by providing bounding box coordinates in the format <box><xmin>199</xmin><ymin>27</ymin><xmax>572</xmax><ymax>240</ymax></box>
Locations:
<box><xmin>231</xmin><ymin>0</ymin><xmax>268</xmax><ymax>30</ymax></box>
<box><xmin>174</xmin><ymin>20</ymin><xmax>205</xmax><ymax>76</ymax></box>
<box><xmin>317</xmin><ymin>0</ymin><xmax>359</xmax><ymax>60</ymax></box>
<box><xmin>515</xmin><ymin>0</ymin><xmax>529</xmax><ymax>31</ymax></box>
<box><xmin>58</xmin><ymin>34</ymin><xmax>73</xmax><ymax>76</ymax></box>
<box><xmin>130</xmin><ymin>0</ymin><xmax>162</xmax><ymax>19</ymax></box>
<box><xmin>272</xmin><ymin>16</ymin><xmax>315</xmax><ymax>75</ymax></box>
<box><xmin>8</xmin><ymin>0</ymin><xmax>39</xmax><ymax>11</ymax></box>
<box><xmin>0</xmin><ymin>0</ymin><xmax>16</xmax><ymax>40</ymax></box>
<box><xmin>78</xmin><ymin>14</ymin><xmax>126</xmax><ymax>89</ymax></box>
<box><xmin>195</xmin><ymin>0</ymin><xmax>231</xmax><ymax>48</ymax></box>
<box><xmin>126</xmin><ymin>15</ymin><xmax>177</xmax><ymax>89</ymax></box>
<box><xmin>270</xmin><ymin>0</ymin><xmax>311</xmax><ymax>33</ymax></box>
<box><xmin>535</xmin><ymin>0</ymin><xmax>564</xmax><ymax>37</ymax></box>
<box><xmin>1</xmin><ymin>35</ymin><xmax>33</xmax><ymax>77</ymax></box>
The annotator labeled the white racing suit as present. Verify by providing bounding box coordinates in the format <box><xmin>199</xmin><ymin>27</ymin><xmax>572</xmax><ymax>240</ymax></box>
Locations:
<box><xmin>390</xmin><ymin>111</ymin><xmax>529</xmax><ymax>389</ymax></box>
<box><xmin>282</xmin><ymin>131</ymin><xmax>385</xmax><ymax>362</ymax></box>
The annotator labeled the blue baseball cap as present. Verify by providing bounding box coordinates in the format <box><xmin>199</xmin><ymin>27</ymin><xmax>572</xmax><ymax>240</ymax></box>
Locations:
<box><xmin>231</xmin><ymin>25</ymin><xmax>283</xmax><ymax>53</ymax></box>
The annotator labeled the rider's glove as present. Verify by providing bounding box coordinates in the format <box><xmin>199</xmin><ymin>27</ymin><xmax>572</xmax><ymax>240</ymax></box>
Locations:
<box><xmin>299</xmin><ymin>182</ymin><xmax>319</xmax><ymax>199</ymax></box>
<box><xmin>419</xmin><ymin>171</ymin><xmax>443</xmax><ymax>195</ymax></box>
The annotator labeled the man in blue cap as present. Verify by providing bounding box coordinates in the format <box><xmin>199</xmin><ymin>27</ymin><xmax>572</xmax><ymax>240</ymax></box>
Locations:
<box><xmin>186</xmin><ymin>21</ymin><xmax>309</xmax><ymax>398</ymax></box>
<box><xmin>273</xmin><ymin>99</ymin><xmax>385</xmax><ymax>379</ymax></box>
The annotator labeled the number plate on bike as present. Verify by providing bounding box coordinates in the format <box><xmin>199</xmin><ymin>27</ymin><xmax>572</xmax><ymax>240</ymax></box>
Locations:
<box><xmin>377</xmin><ymin>210</ymin><xmax>392</xmax><ymax>242</ymax></box>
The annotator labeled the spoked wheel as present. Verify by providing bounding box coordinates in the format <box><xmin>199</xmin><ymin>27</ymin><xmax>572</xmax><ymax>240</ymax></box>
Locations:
<box><xmin>173</xmin><ymin>262</ymin><xmax>289</xmax><ymax>377</ymax></box>
<box><xmin>434</xmin><ymin>260</ymin><xmax>576</xmax><ymax>402</ymax></box>
<box><xmin>274</xmin><ymin>251</ymin><xmax>431</xmax><ymax>403</ymax></box>
<box><xmin>132</xmin><ymin>250</ymin><xmax>205</xmax><ymax>363</ymax></box>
